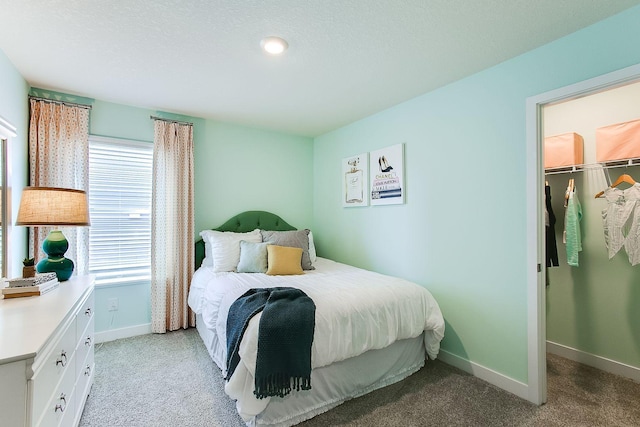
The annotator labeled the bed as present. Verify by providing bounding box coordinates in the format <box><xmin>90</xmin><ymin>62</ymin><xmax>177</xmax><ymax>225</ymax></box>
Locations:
<box><xmin>188</xmin><ymin>211</ymin><xmax>445</xmax><ymax>427</ymax></box>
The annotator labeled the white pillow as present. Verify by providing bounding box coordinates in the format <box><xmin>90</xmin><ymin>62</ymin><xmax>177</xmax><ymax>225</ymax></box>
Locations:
<box><xmin>201</xmin><ymin>229</ymin><xmax>262</xmax><ymax>272</ymax></box>
<box><xmin>199</xmin><ymin>230</ymin><xmax>215</xmax><ymax>267</ymax></box>
<box><xmin>308</xmin><ymin>231</ymin><xmax>317</xmax><ymax>264</ymax></box>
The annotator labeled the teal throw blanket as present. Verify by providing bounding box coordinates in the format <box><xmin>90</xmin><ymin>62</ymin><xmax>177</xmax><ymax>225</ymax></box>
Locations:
<box><xmin>226</xmin><ymin>287</ymin><xmax>316</xmax><ymax>399</ymax></box>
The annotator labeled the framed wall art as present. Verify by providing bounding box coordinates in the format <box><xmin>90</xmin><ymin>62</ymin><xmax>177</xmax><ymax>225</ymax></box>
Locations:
<box><xmin>342</xmin><ymin>153</ymin><xmax>368</xmax><ymax>207</ymax></box>
<box><xmin>369</xmin><ymin>143</ymin><xmax>405</xmax><ymax>205</ymax></box>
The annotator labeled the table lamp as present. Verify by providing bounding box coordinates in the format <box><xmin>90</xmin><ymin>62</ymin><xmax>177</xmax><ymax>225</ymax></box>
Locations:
<box><xmin>16</xmin><ymin>187</ymin><xmax>90</xmax><ymax>281</ymax></box>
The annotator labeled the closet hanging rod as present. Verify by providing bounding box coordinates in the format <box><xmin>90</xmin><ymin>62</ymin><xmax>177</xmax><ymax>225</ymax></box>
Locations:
<box><xmin>28</xmin><ymin>96</ymin><xmax>92</xmax><ymax>110</ymax></box>
<box><xmin>150</xmin><ymin>116</ymin><xmax>193</xmax><ymax>126</ymax></box>
<box><xmin>545</xmin><ymin>158</ymin><xmax>640</xmax><ymax>175</ymax></box>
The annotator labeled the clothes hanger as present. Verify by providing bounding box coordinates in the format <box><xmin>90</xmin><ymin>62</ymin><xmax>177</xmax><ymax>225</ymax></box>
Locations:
<box><xmin>564</xmin><ymin>178</ymin><xmax>574</xmax><ymax>207</ymax></box>
<box><xmin>594</xmin><ymin>173</ymin><xmax>636</xmax><ymax>198</ymax></box>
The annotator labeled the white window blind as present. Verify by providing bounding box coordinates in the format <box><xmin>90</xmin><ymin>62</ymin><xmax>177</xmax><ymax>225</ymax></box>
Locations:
<box><xmin>88</xmin><ymin>136</ymin><xmax>153</xmax><ymax>286</ymax></box>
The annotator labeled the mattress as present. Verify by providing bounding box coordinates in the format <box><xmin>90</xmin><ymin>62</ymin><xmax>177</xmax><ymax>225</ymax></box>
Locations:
<box><xmin>189</xmin><ymin>257</ymin><xmax>445</xmax><ymax>426</ymax></box>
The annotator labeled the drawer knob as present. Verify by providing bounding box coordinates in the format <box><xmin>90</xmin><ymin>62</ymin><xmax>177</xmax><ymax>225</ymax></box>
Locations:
<box><xmin>54</xmin><ymin>393</ymin><xmax>67</xmax><ymax>413</ymax></box>
<box><xmin>55</xmin><ymin>350</ymin><xmax>67</xmax><ymax>367</ymax></box>
<box><xmin>85</xmin><ymin>336</ymin><xmax>92</xmax><ymax>346</ymax></box>
<box><xmin>85</xmin><ymin>307</ymin><xmax>92</xmax><ymax>316</ymax></box>
<box><xmin>84</xmin><ymin>365</ymin><xmax>92</xmax><ymax>376</ymax></box>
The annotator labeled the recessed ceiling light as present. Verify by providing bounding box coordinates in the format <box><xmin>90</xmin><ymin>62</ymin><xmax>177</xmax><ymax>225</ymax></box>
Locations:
<box><xmin>260</xmin><ymin>36</ymin><xmax>288</xmax><ymax>55</ymax></box>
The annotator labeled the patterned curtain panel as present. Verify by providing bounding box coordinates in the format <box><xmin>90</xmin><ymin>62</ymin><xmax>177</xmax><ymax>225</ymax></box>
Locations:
<box><xmin>28</xmin><ymin>99</ymin><xmax>90</xmax><ymax>274</ymax></box>
<box><xmin>151</xmin><ymin>120</ymin><xmax>195</xmax><ymax>333</ymax></box>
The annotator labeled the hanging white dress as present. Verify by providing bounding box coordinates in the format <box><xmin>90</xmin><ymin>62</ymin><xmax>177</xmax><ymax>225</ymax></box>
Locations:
<box><xmin>601</xmin><ymin>183</ymin><xmax>640</xmax><ymax>266</ymax></box>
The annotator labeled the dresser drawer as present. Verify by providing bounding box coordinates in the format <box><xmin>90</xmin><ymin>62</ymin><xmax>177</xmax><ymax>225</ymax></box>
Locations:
<box><xmin>76</xmin><ymin>290</ymin><xmax>95</xmax><ymax>343</ymax></box>
<box><xmin>75</xmin><ymin>349</ymin><xmax>95</xmax><ymax>419</ymax></box>
<box><xmin>33</xmin><ymin>357</ymin><xmax>76</xmax><ymax>427</ymax></box>
<box><xmin>75</xmin><ymin>315</ymin><xmax>95</xmax><ymax>379</ymax></box>
<box><xmin>31</xmin><ymin>316</ymin><xmax>77</xmax><ymax>422</ymax></box>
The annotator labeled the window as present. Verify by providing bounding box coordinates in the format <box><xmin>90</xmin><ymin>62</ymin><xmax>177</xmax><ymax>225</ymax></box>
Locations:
<box><xmin>88</xmin><ymin>136</ymin><xmax>153</xmax><ymax>286</ymax></box>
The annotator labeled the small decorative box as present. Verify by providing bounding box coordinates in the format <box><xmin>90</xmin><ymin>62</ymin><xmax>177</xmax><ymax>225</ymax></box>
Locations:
<box><xmin>596</xmin><ymin>118</ymin><xmax>640</xmax><ymax>162</ymax></box>
<box><xmin>544</xmin><ymin>132</ymin><xmax>584</xmax><ymax>169</ymax></box>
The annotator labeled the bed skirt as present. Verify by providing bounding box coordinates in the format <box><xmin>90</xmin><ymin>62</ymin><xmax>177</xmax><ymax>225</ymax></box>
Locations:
<box><xmin>195</xmin><ymin>313</ymin><xmax>426</xmax><ymax>426</ymax></box>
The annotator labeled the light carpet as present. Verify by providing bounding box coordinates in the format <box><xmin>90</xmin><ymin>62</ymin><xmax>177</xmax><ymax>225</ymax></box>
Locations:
<box><xmin>79</xmin><ymin>329</ymin><xmax>640</xmax><ymax>426</ymax></box>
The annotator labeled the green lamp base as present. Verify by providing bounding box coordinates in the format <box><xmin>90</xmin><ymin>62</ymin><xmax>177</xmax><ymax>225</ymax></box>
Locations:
<box><xmin>37</xmin><ymin>256</ymin><xmax>74</xmax><ymax>281</ymax></box>
<box><xmin>37</xmin><ymin>230</ymin><xmax>74</xmax><ymax>281</ymax></box>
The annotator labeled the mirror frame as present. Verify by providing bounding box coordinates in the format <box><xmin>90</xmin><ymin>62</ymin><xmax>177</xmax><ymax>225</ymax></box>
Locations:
<box><xmin>1</xmin><ymin>137</ymin><xmax>5</xmax><ymax>277</ymax></box>
<box><xmin>0</xmin><ymin>115</ymin><xmax>17</xmax><ymax>279</ymax></box>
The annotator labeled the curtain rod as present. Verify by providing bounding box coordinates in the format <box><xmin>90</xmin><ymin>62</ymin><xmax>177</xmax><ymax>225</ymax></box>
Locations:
<box><xmin>150</xmin><ymin>115</ymin><xmax>193</xmax><ymax>126</ymax></box>
<box><xmin>28</xmin><ymin>95</ymin><xmax>92</xmax><ymax>110</ymax></box>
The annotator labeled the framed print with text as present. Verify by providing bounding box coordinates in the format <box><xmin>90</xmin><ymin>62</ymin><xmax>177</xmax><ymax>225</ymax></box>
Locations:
<box><xmin>369</xmin><ymin>143</ymin><xmax>404</xmax><ymax>205</ymax></box>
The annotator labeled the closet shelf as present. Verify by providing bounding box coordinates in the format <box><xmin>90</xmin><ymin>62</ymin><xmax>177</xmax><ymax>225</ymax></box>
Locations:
<box><xmin>545</xmin><ymin>157</ymin><xmax>640</xmax><ymax>175</ymax></box>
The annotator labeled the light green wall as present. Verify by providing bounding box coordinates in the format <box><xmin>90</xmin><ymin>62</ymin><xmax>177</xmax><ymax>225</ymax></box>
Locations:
<box><xmin>90</xmin><ymin>101</ymin><xmax>313</xmax><ymax>334</ymax></box>
<box><xmin>0</xmin><ymin>49</ymin><xmax>29</xmax><ymax>278</ymax></box>
<box><xmin>194</xmin><ymin>121</ymin><xmax>314</xmax><ymax>233</ymax></box>
<box><xmin>90</xmin><ymin>100</ymin><xmax>315</xmax><ymax>235</ymax></box>
<box><xmin>0</xmin><ymin>89</ymin><xmax>313</xmax><ymax>333</ymax></box>
<box><xmin>312</xmin><ymin>5</ymin><xmax>640</xmax><ymax>384</ymax></box>
<box><xmin>5</xmin><ymin>3</ymin><xmax>640</xmax><ymax>382</ymax></box>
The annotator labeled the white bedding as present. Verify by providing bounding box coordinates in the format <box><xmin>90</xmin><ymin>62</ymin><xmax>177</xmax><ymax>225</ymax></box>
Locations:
<box><xmin>188</xmin><ymin>257</ymin><xmax>445</xmax><ymax>424</ymax></box>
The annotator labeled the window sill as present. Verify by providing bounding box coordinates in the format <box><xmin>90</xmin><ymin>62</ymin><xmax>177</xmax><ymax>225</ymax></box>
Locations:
<box><xmin>94</xmin><ymin>278</ymin><xmax>150</xmax><ymax>289</ymax></box>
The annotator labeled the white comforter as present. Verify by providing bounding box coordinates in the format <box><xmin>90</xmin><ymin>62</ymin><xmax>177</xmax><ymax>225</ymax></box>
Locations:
<box><xmin>189</xmin><ymin>257</ymin><xmax>445</xmax><ymax>421</ymax></box>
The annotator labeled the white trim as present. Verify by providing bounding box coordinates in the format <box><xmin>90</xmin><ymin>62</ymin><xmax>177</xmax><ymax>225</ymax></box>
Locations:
<box><xmin>525</xmin><ymin>62</ymin><xmax>640</xmax><ymax>406</ymax></box>
<box><xmin>0</xmin><ymin>115</ymin><xmax>17</xmax><ymax>138</ymax></box>
<box><xmin>89</xmin><ymin>134</ymin><xmax>152</xmax><ymax>147</ymax></box>
<box><xmin>437</xmin><ymin>349</ymin><xmax>529</xmax><ymax>400</ymax></box>
<box><xmin>94</xmin><ymin>323</ymin><xmax>152</xmax><ymax>344</ymax></box>
<box><xmin>547</xmin><ymin>341</ymin><xmax>640</xmax><ymax>383</ymax></box>
<box><xmin>94</xmin><ymin>279</ymin><xmax>151</xmax><ymax>289</ymax></box>
<box><xmin>525</xmin><ymin>94</ymin><xmax>547</xmax><ymax>405</ymax></box>
<box><xmin>0</xmin><ymin>116</ymin><xmax>16</xmax><ymax>280</ymax></box>
<box><xmin>1</xmin><ymin>138</ymin><xmax>8</xmax><ymax>279</ymax></box>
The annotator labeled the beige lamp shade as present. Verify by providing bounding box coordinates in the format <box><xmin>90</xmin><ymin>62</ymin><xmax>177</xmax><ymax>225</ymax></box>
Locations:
<box><xmin>16</xmin><ymin>187</ymin><xmax>90</xmax><ymax>226</ymax></box>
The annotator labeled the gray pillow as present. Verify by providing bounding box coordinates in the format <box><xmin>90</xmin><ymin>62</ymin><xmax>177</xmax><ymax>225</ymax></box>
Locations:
<box><xmin>237</xmin><ymin>241</ymin><xmax>269</xmax><ymax>273</ymax></box>
<box><xmin>260</xmin><ymin>229</ymin><xmax>314</xmax><ymax>270</ymax></box>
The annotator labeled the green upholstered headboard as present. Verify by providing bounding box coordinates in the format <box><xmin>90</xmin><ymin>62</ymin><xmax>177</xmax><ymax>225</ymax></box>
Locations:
<box><xmin>195</xmin><ymin>210</ymin><xmax>296</xmax><ymax>269</ymax></box>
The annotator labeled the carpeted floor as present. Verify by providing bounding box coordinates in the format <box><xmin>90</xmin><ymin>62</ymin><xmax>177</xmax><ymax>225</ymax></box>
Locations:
<box><xmin>79</xmin><ymin>329</ymin><xmax>640</xmax><ymax>426</ymax></box>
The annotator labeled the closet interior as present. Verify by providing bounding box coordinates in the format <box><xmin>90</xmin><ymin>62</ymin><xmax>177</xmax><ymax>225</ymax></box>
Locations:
<box><xmin>543</xmin><ymin>80</ymin><xmax>640</xmax><ymax>383</ymax></box>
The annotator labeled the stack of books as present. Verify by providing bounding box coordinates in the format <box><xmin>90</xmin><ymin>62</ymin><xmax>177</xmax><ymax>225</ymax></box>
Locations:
<box><xmin>2</xmin><ymin>272</ymin><xmax>59</xmax><ymax>299</ymax></box>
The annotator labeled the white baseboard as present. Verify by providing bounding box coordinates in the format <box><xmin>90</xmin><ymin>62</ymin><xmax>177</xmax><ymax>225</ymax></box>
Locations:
<box><xmin>546</xmin><ymin>341</ymin><xmax>640</xmax><ymax>382</ymax></box>
<box><xmin>95</xmin><ymin>323</ymin><xmax>152</xmax><ymax>344</ymax></box>
<box><xmin>437</xmin><ymin>349</ymin><xmax>529</xmax><ymax>401</ymax></box>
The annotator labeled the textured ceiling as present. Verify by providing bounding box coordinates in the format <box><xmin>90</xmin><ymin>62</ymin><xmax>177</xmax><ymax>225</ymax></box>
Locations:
<box><xmin>1</xmin><ymin>1</ymin><xmax>639</xmax><ymax>137</ymax></box>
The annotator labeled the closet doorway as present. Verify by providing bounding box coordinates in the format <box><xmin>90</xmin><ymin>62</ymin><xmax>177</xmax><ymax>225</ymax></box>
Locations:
<box><xmin>526</xmin><ymin>63</ymin><xmax>640</xmax><ymax>405</ymax></box>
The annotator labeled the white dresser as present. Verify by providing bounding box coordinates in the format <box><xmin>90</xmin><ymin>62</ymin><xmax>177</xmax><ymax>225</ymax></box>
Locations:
<box><xmin>0</xmin><ymin>275</ymin><xmax>95</xmax><ymax>427</ymax></box>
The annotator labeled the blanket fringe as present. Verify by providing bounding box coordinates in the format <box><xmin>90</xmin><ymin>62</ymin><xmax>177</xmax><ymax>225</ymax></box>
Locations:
<box><xmin>254</xmin><ymin>373</ymin><xmax>312</xmax><ymax>399</ymax></box>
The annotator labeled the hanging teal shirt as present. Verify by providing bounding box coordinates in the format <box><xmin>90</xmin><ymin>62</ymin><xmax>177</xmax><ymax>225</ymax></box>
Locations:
<box><xmin>564</xmin><ymin>190</ymin><xmax>582</xmax><ymax>267</ymax></box>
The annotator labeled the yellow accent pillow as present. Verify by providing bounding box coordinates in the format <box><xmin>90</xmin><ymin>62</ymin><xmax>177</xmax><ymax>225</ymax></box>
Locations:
<box><xmin>266</xmin><ymin>245</ymin><xmax>304</xmax><ymax>276</ymax></box>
